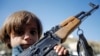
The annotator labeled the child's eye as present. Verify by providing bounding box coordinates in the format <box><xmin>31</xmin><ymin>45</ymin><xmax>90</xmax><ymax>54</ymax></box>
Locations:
<box><xmin>30</xmin><ymin>30</ymin><xmax>37</xmax><ymax>35</ymax></box>
<box><xmin>16</xmin><ymin>30</ymin><xmax>24</xmax><ymax>36</ymax></box>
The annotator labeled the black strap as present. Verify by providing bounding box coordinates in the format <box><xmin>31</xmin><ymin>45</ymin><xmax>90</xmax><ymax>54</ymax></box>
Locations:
<box><xmin>77</xmin><ymin>32</ymin><xmax>94</xmax><ymax>56</ymax></box>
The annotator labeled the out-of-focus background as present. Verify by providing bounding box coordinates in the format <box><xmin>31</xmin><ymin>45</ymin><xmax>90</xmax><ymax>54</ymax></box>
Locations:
<box><xmin>0</xmin><ymin>0</ymin><xmax>100</xmax><ymax>56</ymax></box>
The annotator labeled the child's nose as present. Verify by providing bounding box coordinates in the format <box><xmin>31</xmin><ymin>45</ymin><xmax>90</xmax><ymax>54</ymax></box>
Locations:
<box><xmin>24</xmin><ymin>32</ymin><xmax>32</xmax><ymax>41</ymax></box>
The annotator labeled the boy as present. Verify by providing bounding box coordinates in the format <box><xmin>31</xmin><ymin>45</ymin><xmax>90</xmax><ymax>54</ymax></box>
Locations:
<box><xmin>0</xmin><ymin>10</ymin><xmax>67</xmax><ymax>56</ymax></box>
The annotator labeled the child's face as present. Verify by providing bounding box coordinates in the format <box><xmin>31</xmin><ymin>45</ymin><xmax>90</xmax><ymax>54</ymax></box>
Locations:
<box><xmin>10</xmin><ymin>20</ymin><xmax>39</xmax><ymax>49</ymax></box>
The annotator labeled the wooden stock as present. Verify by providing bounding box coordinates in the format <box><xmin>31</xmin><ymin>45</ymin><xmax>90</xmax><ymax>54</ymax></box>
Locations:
<box><xmin>54</xmin><ymin>16</ymin><xmax>81</xmax><ymax>42</ymax></box>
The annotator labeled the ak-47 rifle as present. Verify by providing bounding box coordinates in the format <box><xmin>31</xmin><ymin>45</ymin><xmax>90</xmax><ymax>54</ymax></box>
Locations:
<box><xmin>18</xmin><ymin>3</ymin><xmax>99</xmax><ymax>56</ymax></box>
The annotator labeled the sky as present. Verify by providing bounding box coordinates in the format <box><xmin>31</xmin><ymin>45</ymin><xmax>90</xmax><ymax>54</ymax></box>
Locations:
<box><xmin>0</xmin><ymin>0</ymin><xmax>100</xmax><ymax>42</ymax></box>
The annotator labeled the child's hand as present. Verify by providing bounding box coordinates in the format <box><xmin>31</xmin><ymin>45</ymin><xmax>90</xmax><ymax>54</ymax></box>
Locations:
<box><xmin>54</xmin><ymin>44</ymin><xmax>68</xmax><ymax>56</ymax></box>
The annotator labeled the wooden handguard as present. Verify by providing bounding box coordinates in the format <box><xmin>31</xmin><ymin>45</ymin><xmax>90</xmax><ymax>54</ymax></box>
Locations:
<box><xmin>55</xmin><ymin>16</ymin><xmax>81</xmax><ymax>42</ymax></box>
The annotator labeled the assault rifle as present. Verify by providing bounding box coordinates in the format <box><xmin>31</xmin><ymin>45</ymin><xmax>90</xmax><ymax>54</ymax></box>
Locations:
<box><xmin>18</xmin><ymin>3</ymin><xmax>99</xmax><ymax>56</ymax></box>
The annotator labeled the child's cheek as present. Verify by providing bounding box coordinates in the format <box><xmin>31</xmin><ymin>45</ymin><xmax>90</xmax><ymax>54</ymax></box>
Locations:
<box><xmin>11</xmin><ymin>37</ymin><xmax>22</xmax><ymax>47</ymax></box>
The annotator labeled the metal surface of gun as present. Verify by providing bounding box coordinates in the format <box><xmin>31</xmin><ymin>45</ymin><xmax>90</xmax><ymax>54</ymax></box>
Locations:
<box><xmin>18</xmin><ymin>3</ymin><xmax>99</xmax><ymax>56</ymax></box>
